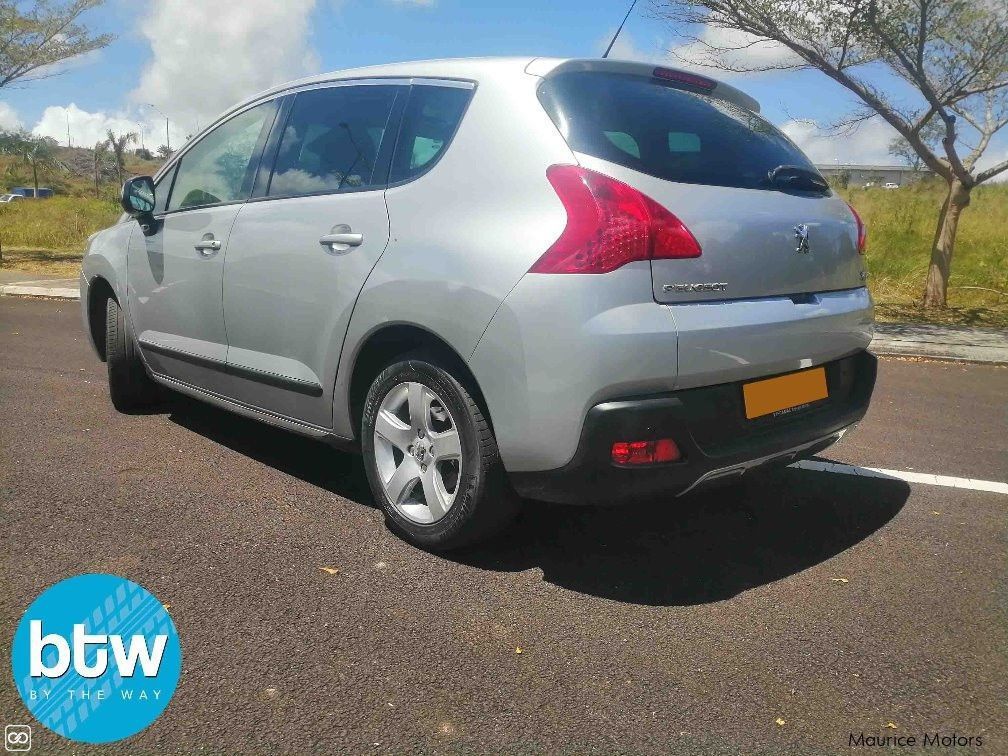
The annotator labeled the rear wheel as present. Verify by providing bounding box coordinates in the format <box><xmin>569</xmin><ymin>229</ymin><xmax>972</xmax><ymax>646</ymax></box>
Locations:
<box><xmin>105</xmin><ymin>297</ymin><xmax>159</xmax><ymax>412</ymax></box>
<box><xmin>361</xmin><ymin>358</ymin><xmax>518</xmax><ymax>550</ymax></box>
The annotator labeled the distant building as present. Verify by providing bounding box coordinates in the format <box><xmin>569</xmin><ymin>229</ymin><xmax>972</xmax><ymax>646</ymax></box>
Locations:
<box><xmin>815</xmin><ymin>164</ymin><xmax>932</xmax><ymax>187</ymax></box>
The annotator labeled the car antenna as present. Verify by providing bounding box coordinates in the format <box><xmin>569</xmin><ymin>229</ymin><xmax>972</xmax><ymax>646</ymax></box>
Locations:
<box><xmin>603</xmin><ymin>0</ymin><xmax>638</xmax><ymax>58</ymax></box>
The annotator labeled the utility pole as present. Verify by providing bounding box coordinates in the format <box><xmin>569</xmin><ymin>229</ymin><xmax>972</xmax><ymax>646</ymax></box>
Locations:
<box><xmin>143</xmin><ymin>103</ymin><xmax>171</xmax><ymax>153</ymax></box>
<box><xmin>66</xmin><ymin>112</ymin><xmax>71</xmax><ymax>148</ymax></box>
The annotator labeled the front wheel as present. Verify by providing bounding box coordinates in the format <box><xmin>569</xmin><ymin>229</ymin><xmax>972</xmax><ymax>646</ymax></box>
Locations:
<box><xmin>360</xmin><ymin>358</ymin><xmax>518</xmax><ymax>550</ymax></box>
<box><xmin>105</xmin><ymin>297</ymin><xmax>159</xmax><ymax>412</ymax></box>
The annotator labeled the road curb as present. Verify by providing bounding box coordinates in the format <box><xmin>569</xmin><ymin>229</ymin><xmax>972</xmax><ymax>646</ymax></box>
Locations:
<box><xmin>869</xmin><ymin>341</ymin><xmax>1008</xmax><ymax>366</ymax></box>
<box><xmin>1</xmin><ymin>284</ymin><xmax>80</xmax><ymax>299</ymax></box>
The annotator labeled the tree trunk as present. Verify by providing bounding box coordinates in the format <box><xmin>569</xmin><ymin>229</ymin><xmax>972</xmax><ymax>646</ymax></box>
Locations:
<box><xmin>32</xmin><ymin>163</ymin><xmax>39</xmax><ymax>198</ymax></box>
<box><xmin>923</xmin><ymin>179</ymin><xmax>971</xmax><ymax>309</ymax></box>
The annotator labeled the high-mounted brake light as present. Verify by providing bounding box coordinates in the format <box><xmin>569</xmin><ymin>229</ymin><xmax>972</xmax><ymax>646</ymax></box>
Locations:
<box><xmin>531</xmin><ymin>165</ymin><xmax>702</xmax><ymax>274</ymax></box>
<box><xmin>652</xmin><ymin>67</ymin><xmax>716</xmax><ymax>91</ymax></box>
<box><xmin>847</xmin><ymin>202</ymin><xmax>867</xmax><ymax>254</ymax></box>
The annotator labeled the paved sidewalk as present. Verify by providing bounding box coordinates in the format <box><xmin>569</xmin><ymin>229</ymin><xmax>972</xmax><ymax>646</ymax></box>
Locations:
<box><xmin>0</xmin><ymin>271</ymin><xmax>79</xmax><ymax>299</ymax></box>
<box><xmin>0</xmin><ymin>271</ymin><xmax>1004</xmax><ymax>363</ymax></box>
<box><xmin>872</xmin><ymin>322</ymin><xmax>1008</xmax><ymax>364</ymax></box>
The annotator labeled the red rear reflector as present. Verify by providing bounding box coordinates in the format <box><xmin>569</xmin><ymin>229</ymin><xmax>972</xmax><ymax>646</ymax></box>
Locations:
<box><xmin>532</xmin><ymin>165</ymin><xmax>702</xmax><ymax>274</ymax></box>
<box><xmin>847</xmin><ymin>202</ymin><xmax>867</xmax><ymax>254</ymax></box>
<box><xmin>652</xmin><ymin>67</ymin><xmax>716</xmax><ymax>90</ymax></box>
<box><xmin>611</xmin><ymin>438</ymin><xmax>681</xmax><ymax>466</ymax></box>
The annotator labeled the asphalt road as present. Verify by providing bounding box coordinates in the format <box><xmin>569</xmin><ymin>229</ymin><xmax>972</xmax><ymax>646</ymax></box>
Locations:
<box><xmin>1</xmin><ymin>297</ymin><xmax>1005</xmax><ymax>755</ymax></box>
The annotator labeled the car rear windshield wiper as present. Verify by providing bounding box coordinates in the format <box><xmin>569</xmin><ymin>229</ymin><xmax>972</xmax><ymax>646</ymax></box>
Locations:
<box><xmin>766</xmin><ymin>165</ymin><xmax>830</xmax><ymax>195</ymax></box>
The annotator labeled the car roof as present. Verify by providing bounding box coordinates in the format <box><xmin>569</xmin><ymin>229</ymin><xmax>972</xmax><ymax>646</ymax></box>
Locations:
<box><xmin>243</xmin><ymin>56</ymin><xmax>536</xmax><ymax>105</ymax></box>
<box><xmin>157</xmin><ymin>56</ymin><xmax>761</xmax><ymax>184</ymax></box>
<box><xmin>222</xmin><ymin>56</ymin><xmax>757</xmax><ymax>125</ymax></box>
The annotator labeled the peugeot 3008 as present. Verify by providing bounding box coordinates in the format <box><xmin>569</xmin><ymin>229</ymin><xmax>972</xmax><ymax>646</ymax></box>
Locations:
<box><xmin>82</xmin><ymin>58</ymin><xmax>875</xmax><ymax>550</ymax></box>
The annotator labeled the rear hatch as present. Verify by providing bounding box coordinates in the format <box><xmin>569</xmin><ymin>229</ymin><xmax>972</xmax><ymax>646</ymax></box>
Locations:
<box><xmin>537</xmin><ymin>67</ymin><xmax>865</xmax><ymax>303</ymax></box>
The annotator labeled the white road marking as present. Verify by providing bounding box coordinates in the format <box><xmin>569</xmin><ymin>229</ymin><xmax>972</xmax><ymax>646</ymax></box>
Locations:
<box><xmin>789</xmin><ymin>459</ymin><xmax>1008</xmax><ymax>495</ymax></box>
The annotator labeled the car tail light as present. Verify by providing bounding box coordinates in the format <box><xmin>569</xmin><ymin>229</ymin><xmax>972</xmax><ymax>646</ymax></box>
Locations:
<box><xmin>611</xmin><ymin>438</ymin><xmax>681</xmax><ymax>466</ymax></box>
<box><xmin>530</xmin><ymin>165</ymin><xmax>701</xmax><ymax>274</ymax></box>
<box><xmin>847</xmin><ymin>202</ymin><xmax>867</xmax><ymax>254</ymax></box>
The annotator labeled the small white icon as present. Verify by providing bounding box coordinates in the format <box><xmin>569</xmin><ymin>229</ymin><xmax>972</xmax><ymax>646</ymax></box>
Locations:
<box><xmin>4</xmin><ymin>725</ymin><xmax>31</xmax><ymax>752</ymax></box>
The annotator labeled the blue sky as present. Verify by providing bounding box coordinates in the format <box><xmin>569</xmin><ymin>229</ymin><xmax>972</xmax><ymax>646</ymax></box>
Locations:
<box><xmin>1</xmin><ymin>0</ymin><xmax>1005</xmax><ymax>172</ymax></box>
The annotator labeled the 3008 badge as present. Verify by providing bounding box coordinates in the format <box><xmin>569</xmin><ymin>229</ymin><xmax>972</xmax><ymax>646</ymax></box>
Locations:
<box><xmin>10</xmin><ymin>574</ymin><xmax>181</xmax><ymax>744</ymax></box>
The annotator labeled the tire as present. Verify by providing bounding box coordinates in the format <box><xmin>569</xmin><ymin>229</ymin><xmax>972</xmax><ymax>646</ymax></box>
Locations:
<box><xmin>361</xmin><ymin>357</ymin><xmax>518</xmax><ymax>551</ymax></box>
<box><xmin>105</xmin><ymin>296</ymin><xmax>159</xmax><ymax>412</ymax></box>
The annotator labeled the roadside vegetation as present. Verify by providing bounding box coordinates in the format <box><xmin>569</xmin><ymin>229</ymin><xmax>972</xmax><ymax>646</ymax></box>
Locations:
<box><xmin>0</xmin><ymin>140</ymin><xmax>160</xmax><ymax>276</ymax></box>
<box><xmin>842</xmin><ymin>182</ymin><xmax>1007</xmax><ymax>327</ymax></box>
<box><xmin>0</xmin><ymin>196</ymin><xmax>120</xmax><ymax>276</ymax></box>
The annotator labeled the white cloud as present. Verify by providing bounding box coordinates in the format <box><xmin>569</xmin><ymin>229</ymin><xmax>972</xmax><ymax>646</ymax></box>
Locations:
<box><xmin>0</xmin><ymin>101</ymin><xmax>22</xmax><ymax>130</ymax></box>
<box><xmin>597</xmin><ymin>30</ymin><xmax>662</xmax><ymax>63</ymax></box>
<box><xmin>32</xmin><ymin>103</ymin><xmax>187</xmax><ymax>150</ymax></box>
<box><xmin>597</xmin><ymin>27</ymin><xmax>792</xmax><ymax>80</ymax></box>
<box><xmin>781</xmin><ymin>119</ymin><xmax>1008</xmax><ymax>181</ymax></box>
<box><xmin>670</xmin><ymin>25</ymin><xmax>800</xmax><ymax>75</ymax></box>
<box><xmin>131</xmin><ymin>0</ymin><xmax>320</xmax><ymax>130</ymax></box>
<box><xmin>781</xmin><ymin>118</ymin><xmax>899</xmax><ymax>165</ymax></box>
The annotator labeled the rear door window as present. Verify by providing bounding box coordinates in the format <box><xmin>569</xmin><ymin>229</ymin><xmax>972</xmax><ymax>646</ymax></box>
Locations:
<box><xmin>389</xmin><ymin>84</ymin><xmax>473</xmax><ymax>184</ymax></box>
<box><xmin>267</xmin><ymin>84</ymin><xmax>400</xmax><ymax>197</ymax></box>
<box><xmin>538</xmin><ymin>71</ymin><xmax>818</xmax><ymax>191</ymax></box>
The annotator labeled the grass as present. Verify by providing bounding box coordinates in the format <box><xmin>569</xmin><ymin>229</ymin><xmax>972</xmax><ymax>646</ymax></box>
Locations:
<box><xmin>840</xmin><ymin>181</ymin><xmax>1008</xmax><ymax>328</ymax></box>
<box><xmin>0</xmin><ymin>150</ymin><xmax>153</xmax><ymax>277</ymax></box>
<box><xmin>0</xmin><ymin>195</ymin><xmax>119</xmax><ymax>250</ymax></box>
<box><xmin>0</xmin><ymin>177</ymin><xmax>1005</xmax><ymax>327</ymax></box>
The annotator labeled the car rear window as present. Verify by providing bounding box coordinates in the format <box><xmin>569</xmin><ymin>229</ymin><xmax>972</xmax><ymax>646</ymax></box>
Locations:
<box><xmin>538</xmin><ymin>71</ymin><xmax>819</xmax><ymax>191</ymax></box>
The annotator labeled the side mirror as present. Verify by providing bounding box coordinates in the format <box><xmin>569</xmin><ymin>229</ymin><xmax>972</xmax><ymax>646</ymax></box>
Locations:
<box><xmin>120</xmin><ymin>176</ymin><xmax>156</xmax><ymax>218</ymax></box>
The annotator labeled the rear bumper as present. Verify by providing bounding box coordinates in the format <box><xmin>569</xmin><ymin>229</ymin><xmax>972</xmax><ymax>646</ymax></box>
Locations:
<box><xmin>509</xmin><ymin>350</ymin><xmax>876</xmax><ymax>503</ymax></box>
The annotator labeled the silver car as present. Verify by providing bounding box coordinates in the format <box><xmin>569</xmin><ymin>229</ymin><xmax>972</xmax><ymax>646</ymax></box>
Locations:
<box><xmin>81</xmin><ymin>57</ymin><xmax>875</xmax><ymax>550</ymax></box>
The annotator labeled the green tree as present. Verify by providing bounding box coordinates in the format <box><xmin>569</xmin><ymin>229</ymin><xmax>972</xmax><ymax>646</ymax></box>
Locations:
<box><xmin>91</xmin><ymin>139</ymin><xmax>112</xmax><ymax>197</ymax></box>
<box><xmin>0</xmin><ymin>0</ymin><xmax>113</xmax><ymax>89</ymax></box>
<box><xmin>2</xmin><ymin>131</ymin><xmax>68</xmax><ymax>197</ymax></box>
<box><xmin>654</xmin><ymin>0</ymin><xmax>1008</xmax><ymax>309</ymax></box>
<box><xmin>0</xmin><ymin>127</ymin><xmax>20</xmax><ymax>151</ymax></box>
<box><xmin>104</xmin><ymin>129</ymin><xmax>137</xmax><ymax>187</ymax></box>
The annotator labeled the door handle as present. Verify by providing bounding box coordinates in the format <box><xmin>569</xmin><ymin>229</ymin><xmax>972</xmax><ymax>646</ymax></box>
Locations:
<box><xmin>319</xmin><ymin>225</ymin><xmax>363</xmax><ymax>253</ymax></box>
<box><xmin>194</xmin><ymin>233</ymin><xmax>221</xmax><ymax>255</ymax></box>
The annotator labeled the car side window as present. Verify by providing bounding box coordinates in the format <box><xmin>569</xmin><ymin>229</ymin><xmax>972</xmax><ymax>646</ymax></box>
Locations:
<box><xmin>166</xmin><ymin>100</ymin><xmax>277</xmax><ymax>212</ymax></box>
<box><xmin>389</xmin><ymin>85</ymin><xmax>472</xmax><ymax>185</ymax></box>
<box><xmin>267</xmin><ymin>85</ymin><xmax>400</xmax><ymax>197</ymax></box>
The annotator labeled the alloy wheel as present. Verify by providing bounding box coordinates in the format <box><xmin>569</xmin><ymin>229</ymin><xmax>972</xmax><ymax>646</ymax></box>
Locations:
<box><xmin>372</xmin><ymin>381</ymin><xmax>463</xmax><ymax>524</ymax></box>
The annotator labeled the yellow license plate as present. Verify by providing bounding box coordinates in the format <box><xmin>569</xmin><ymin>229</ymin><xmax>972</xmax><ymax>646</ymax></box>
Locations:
<box><xmin>743</xmin><ymin>367</ymin><xmax>828</xmax><ymax>420</ymax></box>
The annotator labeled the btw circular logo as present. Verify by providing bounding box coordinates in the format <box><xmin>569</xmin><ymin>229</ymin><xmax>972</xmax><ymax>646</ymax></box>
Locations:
<box><xmin>11</xmin><ymin>574</ymin><xmax>181</xmax><ymax>744</ymax></box>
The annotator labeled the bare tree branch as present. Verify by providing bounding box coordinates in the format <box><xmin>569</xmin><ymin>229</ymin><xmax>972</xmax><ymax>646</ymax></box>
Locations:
<box><xmin>976</xmin><ymin>158</ymin><xmax>1008</xmax><ymax>184</ymax></box>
